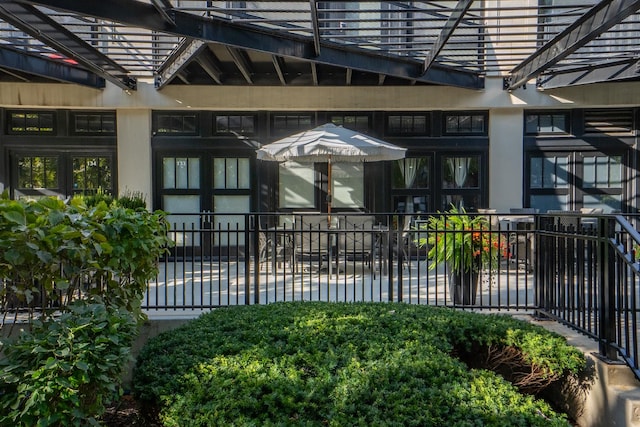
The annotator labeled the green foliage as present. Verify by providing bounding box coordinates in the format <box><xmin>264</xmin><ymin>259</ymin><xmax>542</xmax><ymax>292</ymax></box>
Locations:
<box><xmin>0</xmin><ymin>196</ymin><xmax>172</xmax><ymax>323</ymax></box>
<box><xmin>0</xmin><ymin>300</ymin><xmax>138</xmax><ymax>426</ymax></box>
<box><xmin>419</xmin><ymin>205</ymin><xmax>507</xmax><ymax>273</ymax></box>
<box><xmin>134</xmin><ymin>303</ymin><xmax>585</xmax><ymax>426</ymax></box>
<box><xmin>115</xmin><ymin>190</ymin><xmax>147</xmax><ymax>210</ymax></box>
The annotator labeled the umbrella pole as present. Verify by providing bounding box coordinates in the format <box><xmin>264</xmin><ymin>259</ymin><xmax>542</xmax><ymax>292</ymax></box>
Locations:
<box><xmin>327</xmin><ymin>157</ymin><xmax>332</xmax><ymax>225</ymax></box>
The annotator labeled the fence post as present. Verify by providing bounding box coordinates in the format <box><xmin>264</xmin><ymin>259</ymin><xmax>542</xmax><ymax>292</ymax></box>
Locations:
<box><xmin>598</xmin><ymin>216</ymin><xmax>618</xmax><ymax>361</ymax></box>
<box><xmin>251</xmin><ymin>214</ymin><xmax>261</xmax><ymax>305</ymax></box>
<box><xmin>244</xmin><ymin>214</ymin><xmax>252</xmax><ymax>306</ymax></box>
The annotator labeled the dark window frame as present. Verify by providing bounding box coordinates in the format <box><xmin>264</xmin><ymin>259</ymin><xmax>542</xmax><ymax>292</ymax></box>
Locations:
<box><xmin>7</xmin><ymin>110</ymin><xmax>56</xmax><ymax>135</ymax></box>
<box><xmin>385</xmin><ymin>113</ymin><xmax>430</xmax><ymax>136</ymax></box>
<box><xmin>70</xmin><ymin>111</ymin><xmax>116</xmax><ymax>136</ymax></box>
<box><xmin>213</xmin><ymin>114</ymin><xmax>257</xmax><ymax>136</ymax></box>
<box><xmin>442</xmin><ymin>112</ymin><xmax>488</xmax><ymax>136</ymax></box>
<box><xmin>525</xmin><ymin>111</ymin><xmax>570</xmax><ymax>135</ymax></box>
<box><xmin>153</xmin><ymin>112</ymin><xmax>200</xmax><ymax>136</ymax></box>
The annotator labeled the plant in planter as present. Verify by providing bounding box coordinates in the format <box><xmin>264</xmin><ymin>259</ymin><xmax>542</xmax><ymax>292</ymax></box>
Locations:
<box><xmin>417</xmin><ymin>205</ymin><xmax>508</xmax><ymax>305</ymax></box>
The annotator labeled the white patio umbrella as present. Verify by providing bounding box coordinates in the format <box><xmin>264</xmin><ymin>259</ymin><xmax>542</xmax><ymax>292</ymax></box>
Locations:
<box><xmin>256</xmin><ymin>123</ymin><xmax>407</xmax><ymax>216</ymax></box>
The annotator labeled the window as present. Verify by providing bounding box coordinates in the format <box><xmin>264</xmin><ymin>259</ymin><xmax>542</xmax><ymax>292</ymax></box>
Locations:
<box><xmin>214</xmin><ymin>115</ymin><xmax>256</xmax><ymax>135</ymax></box>
<box><xmin>583</xmin><ymin>155</ymin><xmax>622</xmax><ymax>189</ymax></box>
<box><xmin>441</xmin><ymin>155</ymin><xmax>481</xmax><ymax>211</ymax></box>
<box><xmin>279</xmin><ymin>162</ymin><xmax>315</xmax><ymax>208</ymax></box>
<box><xmin>272</xmin><ymin>114</ymin><xmax>313</xmax><ymax>135</ymax></box>
<box><xmin>387</xmin><ymin>114</ymin><xmax>429</xmax><ymax>136</ymax></box>
<box><xmin>72</xmin><ymin>157</ymin><xmax>113</xmax><ymax>194</ymax></box>
<box><xmin>330</xmin><ymin>115</ymin><xmax>370</xmax><ymax>131</ymax></box>
<box><xmin>392</xmin><ymin>157</ymin><xmax>431</xmax><ymax>215</ymax></box>
<box><xmin>530</xmin><ymin>156</ymin><xmax>569</xmax><ymax>189</ymax></box>
<box><xmin>213</xmin><ymin>158</ymin><xmax>250</xmax><ymax>189</ymax></box>
<box><xmin>525</xmin><ymin>112</ymin><xmax>569</xmax><ymax>134</ymax></box>
<box><xmin>444</xmin><ymin>113</ymin><xmax>486</xmax><ymax>134</ymax></box>
<box><xmin>155</xmin><ymin>113</ymin><xmax>198</xmax><ymax>135</ymax></box>
<box><xmin>18</xmin><ymin>156</ymin><xmax>58</xmax><ymax>189</ymax></box>
<box><xmin>583</xmin><ymin>109</ymin><xmax>633</xmax><ymax>135</ymax></box>
<box><xmin>73</xmin><ymin>113</ymin><xmax>116</xmax><ymax>134</ymax></box>
<box><xmin>332</xmin><ymin>163</ymin><xmax>364</xmax><ymax>208</ymax></box>
<box><xmin>9</xmin><ymin>111</ymin><xmax>55</xmax><ymax>134</ymax></box>
<box><xmin>163</xmin><ymin>157</ymin><xmax>200</xmax><ymax>189</ymax></box>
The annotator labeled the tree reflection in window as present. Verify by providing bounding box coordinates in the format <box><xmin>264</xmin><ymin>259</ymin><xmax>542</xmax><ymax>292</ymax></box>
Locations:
<box><xmin>73</xmin><ymin>157</ymin><xmax>112</xmax><ymax>194</ymax></box>
<box><xmin>18</xmin><ymin>156</ymin><xmax>58</xmax><ymax>189</ymax></box>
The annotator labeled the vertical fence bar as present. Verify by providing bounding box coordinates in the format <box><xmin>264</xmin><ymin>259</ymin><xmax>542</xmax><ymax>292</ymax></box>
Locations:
<box><xmin>599</xmin><ymin>216</ymin><xmax>619</xmax><ymax>361</ymax></box>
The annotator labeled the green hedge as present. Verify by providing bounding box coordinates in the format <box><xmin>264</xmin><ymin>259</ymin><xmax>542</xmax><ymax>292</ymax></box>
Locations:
<box><xmin>134</xmin><ymin>302</ymin><xmax>585</xmax><ymax>427</ymax></box>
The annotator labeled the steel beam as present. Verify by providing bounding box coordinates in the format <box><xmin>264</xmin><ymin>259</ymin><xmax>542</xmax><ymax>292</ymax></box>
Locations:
<box><xmin>309</xmin><ymin>0</ymin><xmax>321</xmax><ymax>57</ymax></box>
<box><xmin>538</xmin><ymin>58</ymin><xmax>640</xmax><ymax>89</ymax></box>
<box><xmin>422</xmin><ymin>0</ymin><xmax>473</xmax><ymax>75</ymax></box>
<box><xmin>271</xmin><ymin>55</ymin><xmax>287</xmax><ymax>85</ymax></box>
<box><xmin>227</xmin><ymin>47</ymin><xmax>253</xmax><ymax>84</ymax></box>
<box><xmin>150</xmin><ymin>0</ymin><xmax>176</xmax><ymax>27</ymax></box>
<box><xmin>156</xmin><ymin>39</ymin><xmax>205</xmax><ymax>88</ymax></box>
<box><xmin>23</xmin><ymin>0</ymin><xmax>483</xmax><ymax>89</ymax></box>
<box><xmin>196</xmin><ymin>48</ymin><xmax>223</xmax><ymax>85</ymax></box>
<box><xmin>507</xmin><ymin>0</ymin><xmax>640</xmax><ymax>90</ymax></box>
<box><xmin>0</xmin><ymin>1</ymin><xmax>134</xmax><ymax>90</ymax></box>
<box><xmin>0</xmin><ymin>45</ymin><xmax>105</xmax><ymax>88</ymax></box>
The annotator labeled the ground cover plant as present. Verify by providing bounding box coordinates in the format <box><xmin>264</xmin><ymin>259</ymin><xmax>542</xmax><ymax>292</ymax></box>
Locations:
<box><xmin>134</xmin><ymin>302</ymin><xmax>585</xmax><ymax>427</ymax></box>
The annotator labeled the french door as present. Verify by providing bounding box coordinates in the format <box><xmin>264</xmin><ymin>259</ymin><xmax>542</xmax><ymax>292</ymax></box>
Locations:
<box><xmin>10</xmin><ymin>150</ymin><xmax>115</xmax><ymax>200</ymax></box>
<box><xmin>526</xmin><ymin>150</ymin><xmax>626</xmax><ymax>213</ymax></box>
<box><xmin>157</xmin><ymin>152</ymin><xmax>252</xmax><ymax>258</ymax></box>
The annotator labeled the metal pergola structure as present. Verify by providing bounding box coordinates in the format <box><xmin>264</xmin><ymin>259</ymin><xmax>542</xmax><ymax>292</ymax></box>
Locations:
<box><xmin>0</xmin><ymin>0</ymin><xmax>639</xmax><ymax>91</ymax></box>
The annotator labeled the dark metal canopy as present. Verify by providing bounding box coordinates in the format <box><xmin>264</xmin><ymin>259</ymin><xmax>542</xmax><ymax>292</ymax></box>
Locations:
<box><xmin>0</xmin><ymin>1</ymin><xmax>639</xmax><ymax>91</ymax></box>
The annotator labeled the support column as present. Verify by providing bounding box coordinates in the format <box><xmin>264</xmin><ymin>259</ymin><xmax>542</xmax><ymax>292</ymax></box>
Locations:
<box><xmin>116</xmin><ymin>109</ymin><xmax>152</xmax><ymax>208</ymax></box>
<box><xmin>488</xmin><ymin>108</ymin><xmax>524</xmax><ymax>211</ymax></box>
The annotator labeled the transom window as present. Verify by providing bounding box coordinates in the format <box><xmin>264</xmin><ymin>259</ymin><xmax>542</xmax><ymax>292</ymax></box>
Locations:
<box><xmin>9</xmin><ymin>111</ymin><xmax>55</xmax><ymax>134</ymax></box>
<box><xmin>330</xmin><ymin>115</ymin><xmax>370</xmax><ymax>131</ymax></box>
<box><xmin>73</xmin><ymin>113</ymin><xmax>116</xmax><ymax>134</ymax></box>
<box><xmin>387</xmin><ymin>114</ymin><xmax>429</xmax><ymax>136</ymax></box>
<box><xmin>272</xmin><ymin>114</ymin><xmax>313</xmax><ymax>135</ymax></box>
<box><xmin>444</xmin><ymin>113</ymin><xmax>486</xmax><ymax>134</ymax></box>
<box><xmin>214</xmin><ymin>115</ymin><xmax>256</xmax><ymax>135</ymax></box>
<box><xmin>525</xmin><ymin>112</ymin><xmax>569</xmax><ymax>134</ymax></box>
<box><xmin>154</xmin><ymin>113</ymin><xmax>198</xmax><ymax>135</ymax></box>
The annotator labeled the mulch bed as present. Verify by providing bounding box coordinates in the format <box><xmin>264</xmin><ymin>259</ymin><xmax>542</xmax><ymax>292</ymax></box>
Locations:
<box><xmin>101</xmin><ymin>395</ymin><xmax>161</xmax><ymax>427</ymax></box>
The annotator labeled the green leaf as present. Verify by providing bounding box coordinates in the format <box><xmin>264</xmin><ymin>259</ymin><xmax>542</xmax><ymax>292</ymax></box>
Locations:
<box><xmin>3</xmin><ymin>210</ymin><xmax>25</xmax><ymax>226</ymax></box>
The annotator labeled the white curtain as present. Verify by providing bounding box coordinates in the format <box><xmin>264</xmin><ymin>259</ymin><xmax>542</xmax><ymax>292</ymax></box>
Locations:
<box><xmin>447</xmin><ymin>157</ymin><xmax>470</xmax><ymax>188</ymax></box>
<box><xmin>399</xmin><ymin>158</ymin><xmax>420</xmax><ymax>230</ymax></box>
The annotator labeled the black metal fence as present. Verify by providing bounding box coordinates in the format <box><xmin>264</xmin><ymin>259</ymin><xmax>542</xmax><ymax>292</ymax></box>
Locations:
<box><xmin>146</xmin><ymin>210</ymin><xmax>640</xmax><ymax>379</ymax></box>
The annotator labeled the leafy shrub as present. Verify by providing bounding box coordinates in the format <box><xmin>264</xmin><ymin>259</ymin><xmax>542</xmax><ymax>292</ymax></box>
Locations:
<box><xmin>0</xmin><ymin>300</ymin><xmax>138</xmax><ymax>426</ymax></box>
<box><xmin>0</xmin><ymin>196</ymin><xmax>171</xmax><ymax>323</ymax></box>
<box><xmin>133</xmin><ymin>302</ymin><xmax>585</xmax><ymax>426</ymax></box>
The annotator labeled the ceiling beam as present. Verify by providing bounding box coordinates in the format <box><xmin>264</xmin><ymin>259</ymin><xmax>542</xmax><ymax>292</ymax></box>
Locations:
<box><xmin>196</xmin><ymin>48</ymin><xmax>224</xmax><ymax>85</ymax></box>
<box><xmin>23</xmin><ymin>0</ymin><xmax>483</xmax><ymax>89</ymax></box>
<box><xmin>150</xmin><ymin>0</ymin><xmax>176</xmax><ymax>27</ymax></box>
<box><xmin>227</xmin><ymin>47</ymin><xmax>253</xmax><ymax>84</ymax></box>
<box><xmin>506</xmin><ymin>0</ymin><xmax>640</xmax><ymax>90</ymax></box>
<box><xmin>156</xmin><ymin>39</ymin><xmax>206</xmax><ymax>88</ymax></box>
<box><xmin>0</xmin><ymin>1</ymin><xmax>134</xmax><ymax>90</ymax></box>
<box><xmin>0</xmin><ymin>66</ymin><xmax>30</xmax><ymax>81</ymax></box>
<box><xmin>310</xmin><ymin>62</ymin><xmax>318</xmax><ymax>85</ymax></box>
<box><xmin>538</xmin><ymin>58</ymin><xmax>640</xmax><ymax>89</ymax></box>
<box><xmin>422</xmin><ymin>0</ymin><xmax>473</xmax><ymax>75</ymax></box>
<box><xmin>0</xmin><ymin>45</ymin><xmax>105</xmax><ymax>88</ymax></box>
<box><xmin>271</xmin><ymin>55</ymin><xmax>287</xmax><ymax>85</ymax></box>
<box><xmin>346</xmin><ymin>68</ymin><xmax>352</xmax><ymax>85</ymax></box>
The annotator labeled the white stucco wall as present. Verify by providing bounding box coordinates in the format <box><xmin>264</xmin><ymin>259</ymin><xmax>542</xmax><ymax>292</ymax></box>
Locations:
<box><xmin>116</xmin><ymin>109</ymin><xmax>152</xmax><ymax>208</ymax></box>
<box><xmin>488</xmin><ymin>109</ymin><xmax>525</xmax><ymax>211</ymax></box>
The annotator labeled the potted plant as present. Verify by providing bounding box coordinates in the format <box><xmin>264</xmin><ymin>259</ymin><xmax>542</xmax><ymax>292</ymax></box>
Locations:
<box><xmin>417</xmin><ymin>205</ymin><xmax>508</xmax><ymax>305</ymax></box>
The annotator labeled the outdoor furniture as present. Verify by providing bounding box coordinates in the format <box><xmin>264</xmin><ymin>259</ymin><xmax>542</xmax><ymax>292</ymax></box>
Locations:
<box><xmin>503</xmin><ymin>208</ymin><xmax>537</xmax><ymax>271</ymax></box>
<box><xmin>338</xmin><ymin>215</ymin><xmax>376</xmax><ymax>276</ymax></box>
<box><xmin>292</xmin><ymin>214</ymin><xmax>332</xmax><ymax>273</ymax></box>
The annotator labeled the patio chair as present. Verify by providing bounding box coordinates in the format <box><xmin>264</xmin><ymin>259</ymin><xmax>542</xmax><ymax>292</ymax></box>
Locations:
<box><xmin>292</xmin><ymin>214</ymin><xmax>330</xmax><ymax>273</ymax></box>
<box><xmin>338</xmin><ymin>215</ymin><xmax>376</xmax><ymax>276</ymax></box>
<box><xmin>508</xmin><ymin>208</ymin><xmax>537</xmax><ymax>272</ymax></box>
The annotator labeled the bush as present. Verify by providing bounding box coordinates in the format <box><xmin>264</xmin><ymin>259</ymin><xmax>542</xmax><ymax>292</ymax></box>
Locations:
<box><xmin>0</xmin><ymin>300</ymin><xmax>138</xmax><ymax>426</ymax></box>
<box><xmin>0</xmin><ymin>196</ymin><xmax>171</xmax><ymax>323</ymax></box>
<box><xmin>133</xmin><ymin>302</ymin><xmax>585</xmax><ymax>426</ymax></box>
